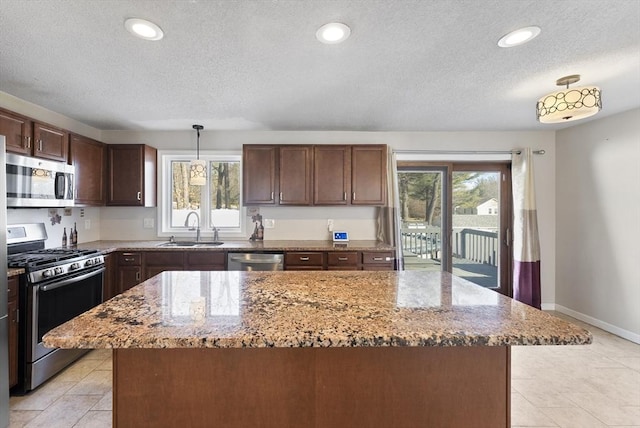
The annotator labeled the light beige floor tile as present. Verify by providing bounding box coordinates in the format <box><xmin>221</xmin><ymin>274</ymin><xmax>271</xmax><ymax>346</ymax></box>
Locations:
<box><xmin>81</xmin><ymin>349</ymin><xmax>113</xmax><ymax>361</ymax></box>
<box><xmin>8</xmin><ymin>410</ymin><xmax>41</xmax><ymax>428</ymax></box>
<box><xmin>610</xmin><ymin>356</ymin><xmax>640</xmax><ymax>371</ymax></box>
<box><xmin>65</xmin><ymin>371</ymin><xmax>112</xmax><ymax>396</ymax></box>
<box><xmin>94</xmin><ymin>359</ymin><xmax>113</xmax><ymax>371</ymax></box>
<box><xmin>50</xmin><ymin>358</ymin><xmax>106</xmax><ymax>383</ymax></box>
<box><xmin>566</xmin><ymin>391</ymin><xmax>640</xmax><ymax>425</ymax></box>
<box><xmin>72</xmin><ymin>410</ymin><xmax>112</xmax><ymax>428</ymax></box>
<box><xmin>510</xmin><ymin>392</ymin><xmax>558</xmax><ymax>427</ymax></box>
<box><xmin>22</xmin><ymin>395</ymin><xmax>100</xmax><ymax>428</ymax></box>
<box><xmin>91</xmin><ymin>392</ymin><xmax>112</xmax><ymax>411</ymax></box>
<box><xmin>10</xmin><ymin>381</ymin><xmax>76</xmax><ymax>411</ymax></box>
<box><xmin>539</xmin><ymin>407</ymin><xmax>607</xmax><ymax>428</ymax></box>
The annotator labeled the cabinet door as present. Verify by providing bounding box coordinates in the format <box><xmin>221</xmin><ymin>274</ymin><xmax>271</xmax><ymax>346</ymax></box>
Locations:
<box><xmin>8</xmin><ymin>298</ymin><xmax>18</xmax><ymax>388</ymax></box>
<box><xmin>33</xmin><ymin>121</ymin><xmax>68</xmax><ymax>162</ymax></box>
<box><xmin>185</xmin><ymin>251</ymin><xmax>226</xmax><ymax>270</ymax></box>
<box><xmin>0</xmin><ymin>108</ymin><xmax>32</xmax><ymax>155</ymax></box>
<box><xmin>243</xmin><ymin>145</ymin><xmax>278</xmax><ymax>205</ymax></box>
<box><xmin>351</xmin><ymin>145</ymin><xmax>387</xmax><ymax>205</ymax></box>
<box><xmin>144</xmin><ymin>251</ymin><xmax>184</xmax><ymax>279</ymax></box>
<box><xmin>102</xmin><ymin>254</ymin><xmax>117</xmax><ymax>301</ymax></box>
<box><xmin>279</xmin><ymin>146</ymin><xmax>312</xmax><ymax>205</ymax></box>
<box><xmin>285</xmin><ymin>252</ymin><xmax>325</xmax><ymax>270</ymax></box>
<box><xmin>118</xmin><ymin>266</ymin><xmax>142</xmax><ymax>293</ymax></box>
<box><xmin>361</xmin><ymin>251</ymin><xmax>395</xmax><ymax>271</ymax></box>
<box><xmin>314</xmin><ymin>145</ymin><xmax>350</xmax><ymax>205</ymax></box>
<box><xmin>327</xmin><ymin>252</ymin><xmax>359</xmax><ymax>270</ymax></box>
<box><xmin>69</xmin><ymin>134</ymin><xmax>106</xmax><ymax>206</ymax></box>
<box><xmin>108</xmin><ymin>145</ymin><xmax>157</xmax><ymax>207</ymax></box>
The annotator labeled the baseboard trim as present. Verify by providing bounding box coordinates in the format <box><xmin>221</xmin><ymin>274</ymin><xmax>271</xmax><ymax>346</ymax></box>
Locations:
<box><xmin>552</xmin><ymin>304</ymin><xmax>640</xmax><ymax>344</ymax></box>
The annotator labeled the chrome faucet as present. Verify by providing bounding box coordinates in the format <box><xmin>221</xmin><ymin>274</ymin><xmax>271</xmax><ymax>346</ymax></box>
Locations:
<box><xmin>212</xmin><ymin>223</ymin><xmax>219</xmax><ymax>242</ymax></box>
<box><xmin>184</xmin><ymin>211</ymin><xmax>201</xmax><ymax>242</ymax></box>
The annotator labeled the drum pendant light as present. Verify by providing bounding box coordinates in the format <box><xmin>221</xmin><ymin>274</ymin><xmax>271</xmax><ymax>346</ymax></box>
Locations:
<box><xmin>536</xmin><ymin>75</ymin><xmax>602</xmax><ymax>123</ymax></box>
<box><xmin>190</xmin><ymin>124</ymin><xmax>206</xmax><ymax>186</ymax></box>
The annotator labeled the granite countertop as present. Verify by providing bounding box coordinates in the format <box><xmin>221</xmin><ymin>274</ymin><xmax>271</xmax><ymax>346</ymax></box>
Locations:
<box><xmin>44</xmin><ymin>270</ymin><xmax>592</xmax><ymax>349</ymax></box>
<box><xmin>75</xmin><ymin>240</ymin><xmax>394</xmax><ymax>253</ymax></box>
<box><xmin>7</xmin><ymin>268</ymin><xmax>24</xmax><ymax>277</ymax></box>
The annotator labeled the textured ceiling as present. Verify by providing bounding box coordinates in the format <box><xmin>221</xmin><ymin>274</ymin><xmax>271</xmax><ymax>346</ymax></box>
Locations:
<box><xmin>0</xmin><ymin>0</ymin><xmax>638</xmax><ymax>132</ymax></box>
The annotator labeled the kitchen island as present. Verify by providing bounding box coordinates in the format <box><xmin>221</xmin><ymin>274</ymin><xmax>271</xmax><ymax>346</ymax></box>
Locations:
<box><xmin>44</xmin><ymin>270</ymin><xmax>591</xmax><ymax>428</ymax></box>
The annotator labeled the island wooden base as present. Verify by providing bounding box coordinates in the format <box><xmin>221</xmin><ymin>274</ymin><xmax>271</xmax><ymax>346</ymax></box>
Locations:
<box><xmin>113</xmin><ymin>346</ymin><xmax>510</xmax><ymax>428</ymax></box>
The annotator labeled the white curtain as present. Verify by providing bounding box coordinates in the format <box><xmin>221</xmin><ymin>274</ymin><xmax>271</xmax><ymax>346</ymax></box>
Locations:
<box><xmin>512</xmin><ymin>148</ymin><xmax>541</xmax><ymax>308</ymax></box>
<box><xmin>376</xmin><ymin>148</ymin><xmax>402</xmax><ymax>269</ymax></box>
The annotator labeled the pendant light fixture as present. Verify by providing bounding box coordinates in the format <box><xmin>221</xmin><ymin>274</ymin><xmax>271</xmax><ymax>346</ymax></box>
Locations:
<box><xmin>190</xmin><ymin>124</ymin><xmax>206</xmax><ymax>186</ymax></box>
<box><xmin>536</xmin><ymin>75</ymin><xmax>602</xmax><ymax>123</ymax></box>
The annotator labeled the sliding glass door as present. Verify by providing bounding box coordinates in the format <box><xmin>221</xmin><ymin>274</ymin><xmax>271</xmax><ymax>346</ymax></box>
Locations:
<box><xmin>398</xmin><ymin>162</ymin><xmax>512</xmax><ymax>296</ymax></box>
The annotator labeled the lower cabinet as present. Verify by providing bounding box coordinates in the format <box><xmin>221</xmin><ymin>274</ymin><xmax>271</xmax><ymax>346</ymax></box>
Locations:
<box><xmin>327</xmin><ymin>252</ymin><xmax>359</xmax><ymax>270</ymax></box>
<box><xmin>144</xmin><ymin>251</ymin><xmax>184</xmax><ymax>279</ymax></box>
<box><xmin>102</xmin><ymin>253</ymin><xmax>117</xmax><ymax>301</ymax></box>
<box><xmin>8</xmin><ymin>276</ymin><xmax>19</xmax><ymax>388</ymax></box>
<box><xmin>285</xmin><ymin>252</ymin><xmax>325</xmax><ymax>270</ymax></box>
<box><xmin>361</xmin><ymin>251</ymin><xmax>395</xmax><ymax>271</ymax></box>
<box><xmin>285</xmin><ymin>251</ymin><xmax>395</xmax><ymax>271</ymax></box>
<box><xmin>185</xmin><ymin>251</ymin><xmax>226</xmax><ymax>271</ymax></box>
<box><xmin>116</xmin><ymin>252</ymin><xmax>143</xmax><ymax>294</ymax></box>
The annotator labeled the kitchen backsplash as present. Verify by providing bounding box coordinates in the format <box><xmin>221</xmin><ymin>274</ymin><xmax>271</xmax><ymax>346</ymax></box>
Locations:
<box><xmin>7</xmin><ymin>205</ymin><xmax>379</xmax><ymax>244</ymax></box>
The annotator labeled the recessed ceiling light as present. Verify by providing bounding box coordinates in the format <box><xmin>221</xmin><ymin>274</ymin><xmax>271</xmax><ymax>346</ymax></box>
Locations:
<box><xmin>497</xmin><ymin>26</ymin><xmax>541</xmax><ymax>48</ymax></box>
<box><xmin>124</xmin><ymin>18</ymin><xmax>164</xmax><ymax>41</ymax></box>
<box><xmin>316</xmin><ymin>22</ymin><xmax>351</xmax><ymax>44</ymax></box>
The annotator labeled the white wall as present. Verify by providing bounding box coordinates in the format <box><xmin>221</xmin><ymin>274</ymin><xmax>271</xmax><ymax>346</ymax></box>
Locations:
<box><xmin>556</xmin><ymin>108</ymin><xmax>640</xmax><ymax>342</ymax></box>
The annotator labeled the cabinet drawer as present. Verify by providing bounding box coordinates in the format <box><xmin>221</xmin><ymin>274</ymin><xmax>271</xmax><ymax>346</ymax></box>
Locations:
<box><xmin>362</xmin><ymin>252</ymin><xmax>394</xmax><ymax>264</ymax></box>
<box><xmin>144</xmin><ymin>251</ymin><xmax>184</xmax><ymax>266</ymax></box>
<box><xmin>327</xmin><ymin>252</ymin><xmax>358</xmax><ymax>266</ymax></box>
<box><xmin>118</xmin><ymin>252</ymin><xmax>142</xmax><ymax>266</ymax></box>
<box><xmin>285</xmin><ymin>252</ymin><xmax>325</xmax><ymax>267</ymax></box>
<box><xmin>8</xmin><ymin>276</ymin><xmax>19</xmax><ymax>300</ymax></box>
<box><xmin>185</xmin><ymin>251</ymin><xmax>226</xmax><ymax>267</ymax></box>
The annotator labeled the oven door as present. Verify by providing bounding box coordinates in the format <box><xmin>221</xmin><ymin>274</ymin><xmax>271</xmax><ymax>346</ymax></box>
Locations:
<box><xmin>29</xmin><ymin>267</ymin><xmax>104</xmax><ymax>362</ymax></box>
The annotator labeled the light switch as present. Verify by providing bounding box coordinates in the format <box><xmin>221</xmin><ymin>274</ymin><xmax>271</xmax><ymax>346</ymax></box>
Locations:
<box><xmin>143</xmin><ymin>218</ymin><xmax>155</xmax><ymax>228</ymax></box>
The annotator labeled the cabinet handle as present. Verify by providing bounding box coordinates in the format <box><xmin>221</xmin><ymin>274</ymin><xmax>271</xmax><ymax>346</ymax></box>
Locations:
<box><xmin>24</xmin><ymin>136</ymin><xmax>31</xmax><ymax>149</ymax></box>
<box><xmin>353</xmin><ymin>192</ymin><xmax>356</xmax><ymax>201</ymax></box>
<box><xmin>135</xmin><ymin>271</ymin><xmax>141</xmax><ymax>281</ymax></box>
<box><xmin>124</xmin><ymin>258</ymin><xmax>135</xmax><ymax>262</ymax></box>
<box><xmin>137</xmin><ymin>191</ymin><xmax>142</xmax><ymax>201</ymax></box>
<box><xmin>271</xmin><ymin>192</ymin><xmax>274</xmax><ymax>201</ymax></box>
<box><xmin>280</xmin><ymin>192</ymin><xmax>283</xmax><ymax>201</ymax></box>
<box><xmin>338</xmin><ymin>257</ymin><xmax>348</xmax><ymax>261</ymax></box>
<box><xmin>299</xmin><ymin>256</ymin><xmax>310</xmax><ymax>261</ymax></box>
<box><xmin>343</xmin><ymin>192</ymin><xmax>346</xmax><ymax>201</ymax></box>
<box><xmin>38</xmin><ymin>139</ymin><xmax>43</xmax><ymax>151</ymax></box>
<box><xmin>373</xmin><ymin>257</ymin><xmax>383</xmax><ymax>261</ymax></box>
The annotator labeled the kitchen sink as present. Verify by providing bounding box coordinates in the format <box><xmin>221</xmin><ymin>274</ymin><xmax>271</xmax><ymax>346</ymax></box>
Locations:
<box><xmin>157</xmin><ymin>241</ymin><xmax>224</xmax><ymax>247</ymax></box>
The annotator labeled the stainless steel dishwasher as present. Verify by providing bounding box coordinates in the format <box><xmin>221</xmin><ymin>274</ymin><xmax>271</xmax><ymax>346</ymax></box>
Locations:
<box><xmin>227</xmin><ymin>253</ymin><xmax>284</xmax><ymax>271</ymax></box>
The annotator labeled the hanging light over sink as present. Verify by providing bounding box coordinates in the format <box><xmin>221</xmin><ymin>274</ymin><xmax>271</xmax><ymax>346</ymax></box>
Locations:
<box><xmin>190</xmin><ymin>124</ymin><xmax>206</xmax><ymax>186</ymax></box>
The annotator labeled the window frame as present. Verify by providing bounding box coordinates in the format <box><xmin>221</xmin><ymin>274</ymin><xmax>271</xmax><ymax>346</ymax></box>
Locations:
<box><xmin>158</xmin><ymin>150</ymin><xmax>246</xmax><ymax>239</ymax></box>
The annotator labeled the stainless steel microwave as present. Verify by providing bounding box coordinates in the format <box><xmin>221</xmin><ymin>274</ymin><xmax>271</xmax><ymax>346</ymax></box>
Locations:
<box><xmin>5</xmin><ymin>153</ymin><xmax>74</xmax><ymax>207</ymax></box>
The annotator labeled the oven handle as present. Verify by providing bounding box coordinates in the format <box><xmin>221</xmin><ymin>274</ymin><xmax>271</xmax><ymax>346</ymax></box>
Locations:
<box><xmin>39</xmin><ymin>267</ymin><xmax>105</xmax><ymax>292</ymax></box>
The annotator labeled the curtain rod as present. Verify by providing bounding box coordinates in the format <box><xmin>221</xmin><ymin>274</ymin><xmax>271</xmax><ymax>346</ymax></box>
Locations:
<box><xmin>393</xmin><ymin>149</ymin><xmax>545</xmax><ymax>155</ymax></box>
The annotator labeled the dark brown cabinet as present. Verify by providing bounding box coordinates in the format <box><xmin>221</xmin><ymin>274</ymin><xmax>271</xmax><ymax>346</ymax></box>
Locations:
<box><xmin>144</xmin><ymin>251</ymin><xmax>184</xmax><ymax>279</ymax></box>
<box><xmin>279</xmin><ymin>146</ymin><xmax>313</xmax><ymax>205</ymax></box>
<box><xmin>116</xmin><ymin>252</ymin><xmax>143</xmax><ymax>294</ymax></box>
<box><xmin>284</xmin><ymin>252</ymin><xmax>325</xmax><ymax>270</ymax></box>
<box><xmin>314</xmin><ymin>145</ymin><xmax>351</xmax><ymax>205</ymax></box>
<box><xmin>351</xmin><ymin>145</ymin><xmax>387</xmax><ymax>205</ymax></box>
<box><xmin>32</xmin><ymin>121</ymin><xmax>68</xmax><ymax>162</ymax></box>
<box><xmin>327</xmin><ymin>251</ymin><xmax>359</xmax><ymax>270</ymax></box>
<box><xmin>107</xmin><ymin>144</ymin><xmax>157</xmax><ymax>207</ymax></box>
<box><xmin>69</xmin><ymin>134</ymin><xmax>106</xmax><ymax>206</ymax></box>
<box><xmin>185</xmin><ymin>251</ymin><xmax>226</xmax><ymax>271</ymax></box>
<box><xmin>8</xmin><ymin>276</ymin><xmax>19</xmax><ymax>388</ymax></box>
<box><xmin>243</xmin><ymin>145</ymin><xmax>278</xmax><ymax>205</ymax></box>
<box><xmin>244</xmin><ymin>144</ymin><xmax>387</xmax><ymax>206</ymax></box>
<box><xmin>102</xmin><ymin>253</ymin><xmax>117</xmax><ymax>301</ymax></box>
<box><xmin>0</xmin><ymin>108</ymin><xmax>32</xmax><ymax>155</ymax></box>
<box><xmin>361</xmin><ymin>251</ymin><xmax>395</xmax><ymax>270</ymax></box>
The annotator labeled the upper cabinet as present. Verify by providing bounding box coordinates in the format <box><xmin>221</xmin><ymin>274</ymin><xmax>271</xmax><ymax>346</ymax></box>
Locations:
<box><xmin>314</xmin><ymin>145</ymin><xmax>350</xmax><ymax>205</ymax></box>
<box><xmin>69</xmin><ymin>134</ymin><xmax>106</xmax><ymax>206</ymax></box>
<box><xmin>0</xmin><ymin>108</ymin><xmax>32</xmax><ymax>155</ymax></box>
<box><xmin>243</xmin><ymin>145</ymin><xmax>278</xmax><ymax>205</ymax></box>
<box><xmin>351</xmin><ymin>145</ymin><xmax>387</xmax><ymax>205</ymax></box>
<box><xmin>107</xmin><ymin>144</ymin><xmax>157</xmax><ymax>207</ymax></box>
<box><xmin>1</xmin><ymin>109</ymin><xmax>68</xmax><ymax>162</ymax></box>
<box><xmin>244</xmin><ymin>144</ymin><xmax>387</xmax><ymax>207</ymax></box>
<box><xmin>279</xmin><ymin>145</ymin><xmax>313</xmax><ymax>205</ymax></box>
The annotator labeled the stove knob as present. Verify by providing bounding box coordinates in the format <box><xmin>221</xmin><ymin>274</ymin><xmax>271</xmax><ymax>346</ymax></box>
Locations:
<box><xmin>54</xmin><ymin>267</ymin><xmax>64</xmax><ymax>275</ymax></box>
<box><xmin>42</xmin><ymin>269</ymin><xmax>53</xmax><ymax>278</ymax></box>
<box><xmin>70</xmin><ymin>263</ymin><xmax>81</xmax><ymax>270</ymax></box>
<box><xmin>94</xmin><ymin>257</ymin><xmax>102</xmax><ymax>265</ymax></box>
<box><xmin>85</xmin><ymin>259</ymin><xmax>93</xmax><ymax>267</ymax></box>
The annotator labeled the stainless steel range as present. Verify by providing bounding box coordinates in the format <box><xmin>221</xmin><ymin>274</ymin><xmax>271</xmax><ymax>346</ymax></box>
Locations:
<box><xmin>7</xmin><ymin>223</ymin><xmax>104</xmax><ymax>393</ymax></box>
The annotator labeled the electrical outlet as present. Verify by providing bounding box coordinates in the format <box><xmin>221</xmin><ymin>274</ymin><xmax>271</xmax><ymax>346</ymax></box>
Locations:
<box><xmin>263</xmin><ymin>218</ymin><xmax>275</xmax><ymax>229</ymax></box>
<box><xmin>143</xmin><ymin>218</ymin><xmax>155</xmax><ymax>229</ymax></box>
<box><xmin>327</xmin><ymin>219</ymin><xmax>334</xmax><ymax>232</ymax></box>
<box><xmin>84</xmin><ymin>219</ymin><xmax>91</xmax><ymax>230</ymax></box>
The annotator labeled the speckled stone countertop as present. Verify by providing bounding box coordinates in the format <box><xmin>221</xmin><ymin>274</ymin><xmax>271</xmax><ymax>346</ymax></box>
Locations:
<box><xmin>44</xmin><ymin>271</ymin><xmax>591</xmax><ymax>349</ymax></box>
<box><xmin>7</xmin><ymin>268</ymin><xmax>24</xmax><ymax>277</ymax></box>
<box><xmin>75</xmin><ymin>240</ymin><xmax>393</xmax><ymax>254</ymax></box>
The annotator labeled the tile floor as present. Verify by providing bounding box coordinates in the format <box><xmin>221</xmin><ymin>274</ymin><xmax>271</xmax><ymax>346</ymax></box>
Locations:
<box><xmin>8</xmin><ymin>313</ymin><xmax>640</xmax><ymax>428</ymax></box>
